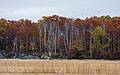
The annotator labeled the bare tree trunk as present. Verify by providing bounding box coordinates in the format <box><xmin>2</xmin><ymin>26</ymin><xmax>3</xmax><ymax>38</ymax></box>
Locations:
<box><xmin>89</xmin><ymin>25</ymin><xmax>92</xmax><ymax>58</ymax></box>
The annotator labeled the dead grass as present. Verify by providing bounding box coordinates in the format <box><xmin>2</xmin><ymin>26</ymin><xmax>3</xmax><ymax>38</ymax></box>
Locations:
<box><xmin>0</xmin><ymin>59</ymin><xmax>120</xmax><ymax>75</ymax></box>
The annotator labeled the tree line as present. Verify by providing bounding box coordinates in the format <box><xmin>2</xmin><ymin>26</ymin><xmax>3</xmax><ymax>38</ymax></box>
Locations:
<box><xmin>0</xmin><ymin>15</ymin><xmax>120</xmax><ymax>59</ymax></box>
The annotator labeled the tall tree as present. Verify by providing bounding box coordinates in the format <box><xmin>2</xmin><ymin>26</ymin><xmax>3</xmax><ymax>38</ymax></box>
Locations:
<box><xmin>92</xmin><ymin>26</ymin><xmax>110</xmax><ymax>58</ymax></box>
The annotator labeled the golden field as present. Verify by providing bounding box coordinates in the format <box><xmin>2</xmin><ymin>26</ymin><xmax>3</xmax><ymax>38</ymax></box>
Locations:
<box><xmin>0</xmin><ymin>59</ymin><xmax>120</xmax><ymax>75</ymax></box>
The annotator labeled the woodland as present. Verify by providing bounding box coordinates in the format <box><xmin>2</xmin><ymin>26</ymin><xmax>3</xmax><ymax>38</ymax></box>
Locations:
<box><xmin>0</xmin><ymin>15</ymin><xmax>120</xmax><ymax>59</ymax></box>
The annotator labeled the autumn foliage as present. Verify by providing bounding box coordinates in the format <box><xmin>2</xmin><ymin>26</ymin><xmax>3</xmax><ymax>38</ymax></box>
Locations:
<box><xmin>0</xmin><ymin>15</ymin><xmax>120</xmax><ymax>59</ymax></box>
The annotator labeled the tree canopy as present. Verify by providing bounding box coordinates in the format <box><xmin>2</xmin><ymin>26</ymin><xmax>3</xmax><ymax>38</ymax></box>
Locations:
<box><xmin>0</xmin><ymin>15</ymin><xmax>120</xmax><ymax>59</ymax></box>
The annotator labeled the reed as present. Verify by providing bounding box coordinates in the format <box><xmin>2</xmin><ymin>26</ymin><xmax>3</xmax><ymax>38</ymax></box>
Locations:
<box><xmin>0</xmin><ymin>59</ymin><xmax>120</xmax><ymax>75</ymax></box>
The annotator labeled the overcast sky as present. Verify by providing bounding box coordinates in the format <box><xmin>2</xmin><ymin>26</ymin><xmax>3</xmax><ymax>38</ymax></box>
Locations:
<box><xmin>0</xmin><ymin>0</ymin><xmax>120</xmax><ymax>21</ymax></box>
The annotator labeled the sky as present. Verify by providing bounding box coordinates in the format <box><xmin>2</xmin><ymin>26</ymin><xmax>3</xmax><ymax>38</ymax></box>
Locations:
<box><xmin>0</xmin><ymin>0</ymin><xmax>120</xmax><ymax>21</ymax></box>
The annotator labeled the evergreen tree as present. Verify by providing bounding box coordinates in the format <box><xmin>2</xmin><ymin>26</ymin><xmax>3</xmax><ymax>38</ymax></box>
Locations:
<box><xmin>92</xmin><ymin>26</ymin><xmax>110</xmax><ymax>58</ymax></box>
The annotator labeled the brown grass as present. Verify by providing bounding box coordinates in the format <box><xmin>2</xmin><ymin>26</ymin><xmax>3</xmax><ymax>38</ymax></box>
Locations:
<box><xmin>0</xmin><ymin>59</ymin><xmax>120</xmax><ymax>75</ymax></box>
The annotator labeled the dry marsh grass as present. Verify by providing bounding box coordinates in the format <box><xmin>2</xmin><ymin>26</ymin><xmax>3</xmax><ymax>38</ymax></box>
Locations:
<box><xmin>0</xmin><ymin>59</ymin><xmax>120</xmax><ymax>75</ymax></box>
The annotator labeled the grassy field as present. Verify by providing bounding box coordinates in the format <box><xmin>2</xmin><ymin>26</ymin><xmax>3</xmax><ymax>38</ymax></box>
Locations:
<box><xmin>0</xmin><ymin>59</ymin><xmax>120</xmax><ymax>75</ymax></box>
